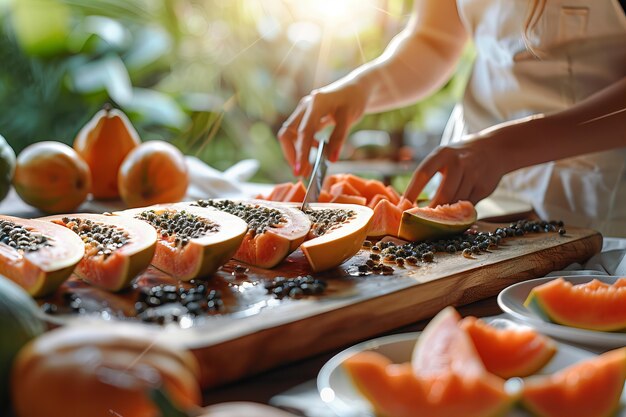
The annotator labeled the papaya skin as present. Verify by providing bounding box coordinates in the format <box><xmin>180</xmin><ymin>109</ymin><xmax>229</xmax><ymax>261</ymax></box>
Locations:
<box><xmin>397</xmin><ymin>201</ymin><xmax>477</xmax><ymax>242</ymax></box>
<box><xmin>118</xmin><ymin>141</ymin><xmax>189</xmax><ymax>208</ymax></box>
<box><xmin>74</xmin><ymin>106</ymin><xmax>141</xmax><ymax>200</ymax></box>
<box><xmin>13</xmin><ymin>141</ymin><xmax>91</xmax><ymax>214</ymax></box>
<box><xmin>10</xmin><ymin>324</ymin><xmax>201</xmax><ymax>417</ymax></box>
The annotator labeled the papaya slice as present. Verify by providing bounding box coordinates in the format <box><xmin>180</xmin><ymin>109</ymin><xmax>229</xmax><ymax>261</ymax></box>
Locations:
<box><xmin>367</xmin><ymin>199</ymin><xmax>401</xmax><ymax>238</ymax></box>
<box><xmin>42</xmin><ymin>214</ymin><xmax>157</xmax><ymax>291</ymax></box>
<box><xmin>194</xmin><ymin>199</ymin><xmax>311</xmax><ymax>269</ymax></box>
<box><xmin>329</xmin><ymin>181</ymin><xmax>361</xmax><ymax>198</ymax></box>
<box><xmin>460</xmin><ymin>317</ymin><xmax>557</xmax><ymax>378</ymax></box>
<box><xmin>344</xmin><ymin>307</ymin><xmax>514</xmax><ymax>417</ymax></box>
<box><xmin>398</xmin><ymin>200</ymin><xmax>477</xmax><ymax>242</ymax></box>
<box><xmin>396</xmin><ymin>197</ymin><xmax>415</xmax><ymax>212</ymax></box>
<box><xmin>283</xmin><ymin>180</ymin><xmax>306</xmax><ymax>203</ymax></box>
<box><xmin>384</xmin><ymin>185</ymin><xmax>401</xmax><ymax>204</ymax></box>
<box><xmin>266</xmin><ymin>182</ymin><xmax>292</xmax><ymax>201</ymax></box>
<box><xmin>522</xmin><ymin>347</ymin><xmax>626</xmax><ymax>417</ymax></box>
<box><xmin>301</xmin><ymin>203</ymin><xmax>373</xmax><ymax>272</ymax></box>
<box><xmin>318</xmin><ymin>190</ymin><xmax>333</xmax><ymax>203</ymax></box>
<box><xmin>524</xmin><ymin>277</ymin><xmax>626</xmax><ymax>332</ymax></box>
<box><xmin>367</xmin><ymin>193</ymin><xmax>389</xmax><ymax>209</ymax></box>
<box><xmin>330</xmin><ymin>194</ymin><xmax>367</xmax><ymax>205</ymax></box>
<box><xmin>0</xmin><ymin>215</ymin><xmax>84</xmax><ymax>297</ymax></box>
<box><xmin>116</xmin><ymin>204</ymin><xmax>247</xmax><ymax>280</ymax></box>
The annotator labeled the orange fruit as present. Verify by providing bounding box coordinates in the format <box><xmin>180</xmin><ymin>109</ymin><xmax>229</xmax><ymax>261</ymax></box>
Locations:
<box><xmin>118</xmin><ymin>140</ymin><xmax>189</xmax><ymax>208</ymax></box>
<box><xmin>13</xmin><ymin>141</ymin><xmax>91</xmax><ymax>213</ymax></box>
<box><xmin>74</xmin><ymin>106</ymin><xmax>140</xmax><ymax>200</ymax></box>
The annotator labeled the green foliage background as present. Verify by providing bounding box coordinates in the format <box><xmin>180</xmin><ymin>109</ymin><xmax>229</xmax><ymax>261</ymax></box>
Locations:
<box><xmin>0</xmin><ymin>0</ymin><xmax>470</xmax><ymax>183</ymax></box>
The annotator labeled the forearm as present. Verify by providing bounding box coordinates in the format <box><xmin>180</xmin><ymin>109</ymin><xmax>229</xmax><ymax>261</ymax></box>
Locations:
<box><xmin>476</xmin><ymin>77</ymin><xmax>626</xmax><ymax>174</ymax></box>
<box><xmin>325</xmin><ymin>0</ymin><xmax>467</xmax><ymax>114</ymax></box>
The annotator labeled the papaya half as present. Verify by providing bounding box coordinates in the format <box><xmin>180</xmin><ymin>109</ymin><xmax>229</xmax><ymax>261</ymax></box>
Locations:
<box><xmin>117</xmin><ymin>204</ymin><xmax>247</xmax><ymax>281</ymax></box>
<box><xmin>194</xmin><ymin>199</ymin><xmax>311</xmax><ymax>269</ymax></box>
<box><xmin>42</xmin><ymin>213</ymin><xmax>158</xmax><ymax>291</ymax></box>
<box><xmin>0</xmin><ymin>215</ymin><xmax>84</xmax><ymax>297</ymax></box>
<box><xmin>300</xmin><ymin>203</ymin><xmax>373</xmax><ymax>272</ymax></box>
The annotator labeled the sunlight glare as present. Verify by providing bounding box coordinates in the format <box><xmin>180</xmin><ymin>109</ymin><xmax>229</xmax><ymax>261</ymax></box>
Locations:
<box><xmin>284</xmin><ymin>0</ymin><xmax>379</xmax><ymax>38</ymax></box>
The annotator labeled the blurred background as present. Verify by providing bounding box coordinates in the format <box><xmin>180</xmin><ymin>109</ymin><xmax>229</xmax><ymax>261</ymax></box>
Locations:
<box><xmin>0</xmin><ymin>0</ymin><xmax>472</xmax><ymax>187</ymax></box>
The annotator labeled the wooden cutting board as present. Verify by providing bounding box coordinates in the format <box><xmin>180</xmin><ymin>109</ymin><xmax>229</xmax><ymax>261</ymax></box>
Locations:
<box><xmin>165</xmin><ymin>224</ymin><xmax>603</xmax><ymax>387</ymax></box>
<box><xmin>46</xmin><ymin>223</ymin><xmax>601</xmax><ymax>389</ymax></box>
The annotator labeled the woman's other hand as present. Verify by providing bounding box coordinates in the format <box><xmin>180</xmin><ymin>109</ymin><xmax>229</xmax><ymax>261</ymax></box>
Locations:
<box><xmin>403</xmin><ymin>133</ymin><xmax>507</xmax><ymax>207</ymax></box>
<box><xmin>278</xmin><ymin>80</ymin><xmax>368</xmax><ymax>176</ymax></box>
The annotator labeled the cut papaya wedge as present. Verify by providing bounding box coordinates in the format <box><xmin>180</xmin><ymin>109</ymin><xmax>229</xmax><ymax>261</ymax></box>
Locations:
<box><xmin>524</xmin><ymin>277</ymin><xmax>626</xmax><ymax>332</ymax></box>
<box><xmin>0</xmin><ymin>215</ymin><xmax>84</xmax><ymax>297</ymax></box>
<box><xmin>193</xmin><ymin>199</ymin><xmax>311</xmax><ymax>269</ymax></box>
<box><xmin>300</xmin><ymin>203</ymin><xmax>373</xmax><ymax>272</ymax></box>
<box><xmin>344</xmin><ymin>307</ymin><xmax>514</xmax><ymax>417</ymax></box>
<box><xmin>522</xmin><ymin>347</ymin><xmax>626</xmax><ymax>417</ymax></box>
<box><xmin>42</xmin><ymin>213</ymin><xmax>157</xmax><ymax>291</ymax></box>
<box><xmin>460</xmin><ymin>317</ymin><xmax>557</xmax><ymax>378</ymax></box>
<box><xmin>398</xmin><ymin>200</ymin><xmax>477</xmax><ymax>242</ymax></box>
<box><xmin>116</xmin><ymin>204</ymin><xmax>247</xmax><ymax>280</ymax></box>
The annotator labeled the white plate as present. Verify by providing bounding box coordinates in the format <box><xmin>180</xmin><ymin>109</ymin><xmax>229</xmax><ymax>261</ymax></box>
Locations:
<box><xmin>498</xmin><ymin>275</ymin><xmax>626</xmax><ymax>349</ymax></box>
<box><xmin>317</xmin><ymin>321</ymin><xmax>626</xmax><ymax>417</ymax></box>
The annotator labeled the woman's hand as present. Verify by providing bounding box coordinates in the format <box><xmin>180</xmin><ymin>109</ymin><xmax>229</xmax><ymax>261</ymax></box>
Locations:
<box><xmin>278</xmin><ymin>80</ymin><xmax>368</xmax><ymax>176</ymax></box>
<box><xmin>403</xmin><ymin>133</ymin><xmax>507</xmax><ymax>207</ymax></box>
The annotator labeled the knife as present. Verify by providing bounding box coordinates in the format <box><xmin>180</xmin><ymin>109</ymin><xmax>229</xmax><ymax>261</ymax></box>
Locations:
<box><xmin>300</xmin><ymin>140</ymin><xmax>328</xmax><ymax>211</ymax></box>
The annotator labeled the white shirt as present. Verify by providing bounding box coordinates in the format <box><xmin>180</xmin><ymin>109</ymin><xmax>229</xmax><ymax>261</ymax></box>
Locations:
<box><xmin>443</xmin><ymin>0</ymin><xmax>626</xmax><ymax>236</ymax></box>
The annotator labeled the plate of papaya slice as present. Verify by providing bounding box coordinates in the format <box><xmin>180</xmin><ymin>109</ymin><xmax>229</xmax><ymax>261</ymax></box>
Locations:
<box><xmin>498</xmin><ymin>275</ymin><xmax>626</xmax><ymax>349</ymax></box>
<box><xmin>317</xmin><ymin>307</ymin><xmax>626</xmax><ymax>417</ymax></box>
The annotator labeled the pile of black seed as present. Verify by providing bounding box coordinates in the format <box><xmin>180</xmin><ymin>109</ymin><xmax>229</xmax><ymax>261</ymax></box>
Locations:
<box><xmin>0</xmin><ymin>220</ymin><xmax>51</xmax><ymax>252</ymax></box>
<box><xmin>354</xmin><ymin>219</ymin><xmax>566</xmax><ymax>272</ymax></box>
<box><xmin>304</xmin><ymin>208</ymin><xmax>355</xmax><ymax>237</ymax></box>
<box><xmin>42</xmin><ymin>292</ymin><xmax>89</xmax><ymax>315</ymax></box>
<box><xmin>196</xmin><ymin>200</ymin><xmax>286</xmax><ymax>235</ymax></box>
<box><xmin>134</xmin><ymin>283</ymin><xmax>224</xmax><ymax>324</ymax></box>
<box><xmin>264</xmin><ymin>275</ymin><xmax>328</xmax><ymax>299</ymax></box>
<box><xmin>390</xmin><ymin>219</ymin><xmax>564</xmax><ymax>264</ymax></box>
<box><xmin>136</xmin><ymin>209</ymin><xmax>219</xmax><ymax>247</ymax></box>
<box><xmin>61</xmin><ymin>217</ymin><xmax>129</xmax><ymax>257</ymax></box>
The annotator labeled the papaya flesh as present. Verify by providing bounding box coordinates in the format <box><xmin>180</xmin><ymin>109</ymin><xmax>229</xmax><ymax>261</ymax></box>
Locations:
<box><xmin>344</xmin><ymin>307</ymin><xmax>513</xmax><ymax>417</ymax></box>
<box><xmin>42</xmin><ymin>213</ymin><xmax>157</xmax><ymax>292</ymax></box>
<box><xmin>116</xmin><ymin>204</ymin><xmax>247</xmax><ymax>280</ymax></box>
<box><xmin>194</xmin><ymin>199</ymin><xmax>311</xmax><ymax>269</ymax></box>
<box><xmin>524</xmin><ymin>277</ymin><xmax>626</xmax><ymax>332</ymax></box>
<box><xmin>0</xmin><ymin>216</ymin><xmax>84</xmax><ymax>297</ymax></box>
<box><xmin>300</xmin><ymin>203</ymin><xmax>373</xmax><ymax>272</ymax></box>
<box><xmin>460</xmin><ymin>317</ymin><xmax>557</xmax><ymax>378</ymax></box>
<box><xmin>398</xmin><ymin>200</ymin><xmax>477</xmax><ymax>242</ymax></box>
<box><xmin>522</xmin><ymin>347</ymin><xmax>626</xmax><ymax>417</ymax></box>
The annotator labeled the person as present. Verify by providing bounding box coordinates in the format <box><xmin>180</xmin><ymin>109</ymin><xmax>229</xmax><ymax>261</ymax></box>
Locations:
<box><xmin>278</xmin><ymin>0</ymin><xmax>626</xmax><ymax>236</ymax></box>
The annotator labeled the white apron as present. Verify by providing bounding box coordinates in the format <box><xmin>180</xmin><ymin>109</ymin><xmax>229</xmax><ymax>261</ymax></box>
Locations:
<box><xmin>443</xmin><ymin>0</ymin><xmax>626</xmax><ymax>236</ymax></box>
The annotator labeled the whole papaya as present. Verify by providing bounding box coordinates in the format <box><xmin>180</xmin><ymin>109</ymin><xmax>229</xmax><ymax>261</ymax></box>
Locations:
<box><xmin>0</xmin><ymin>134</ymin><xmax>16</xmax><ymax>202</ymax></box>
<box><xmin>74</xmin><ymin>105</ymin><xmax>141</xmax><ymax>200</ymax></box>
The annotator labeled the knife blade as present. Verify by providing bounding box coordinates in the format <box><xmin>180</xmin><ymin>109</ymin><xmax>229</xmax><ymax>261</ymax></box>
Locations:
<box><xmin>300</xmin><ymin>140</ymin><xmax>328</xmax><ymax>211</ymax></box>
